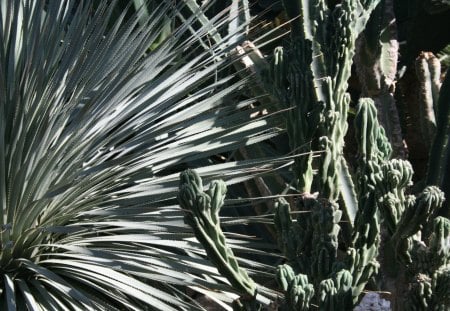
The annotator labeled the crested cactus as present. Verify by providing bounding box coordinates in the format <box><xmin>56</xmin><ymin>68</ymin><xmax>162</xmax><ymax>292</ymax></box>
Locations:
<box><xmin>274</xmin><ymin>195</ymin><xmax>351</xmax><ymax>309</ymax></box>
<box><xmin>393</xmin><ymin>186</ymin><xmax>445</xmax><ymax>243</ymax></box>
<box><xmin>274</xmin><ymin>195</ymin><xmax>343</xmax><ymax>280</ymax></box>
<box><xmin>274</xmin><ymin>198</ymin><xmax>302</xmax><ymax>264</ymax></box>
<box><xmin>374</xmin><ymin>159</ymin><xmax>413</xmax><ymax>235</ymax></box>
<box><xmin>264</xmin><ymin>0</ymin><xmax>382</xmax><ymax>234</ymax></box>
<box><xmin>308</xmin><ymin>199</ymin><xmax>342</xmax><ymax>283</ymax></box>
<box><xmin>432</xmin><ymin>266</ymin><xmax>450</xmax><ymax>308</ymax></box>
<box><xmin>349</xmin><ymin>98</ymin><xmax>387</xmax><ymax>299</ymax></box>
<box><xmin>406</xmin><ymin>273</ymin><xmax>434</xmax><ymax>310</ymax></box>
<box><xmin>276</xmin><ymin>264</ymin><xmax>298</xmax><ymax>292</ymax></box>
<box><xmin>428</xmin><ymin>217</ymin><xmax>450</xmax><ymax>269</ymax></box>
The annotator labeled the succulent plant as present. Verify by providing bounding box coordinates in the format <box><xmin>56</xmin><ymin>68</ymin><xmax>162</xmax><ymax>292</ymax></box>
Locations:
<box><xmin>176</xmin><ymin>0</ymin><xmax>450</xmax><ymax>310</ymax></box>
<box><xmin>178</xmin><ymin>169</ymin><xmax>257</xmax><ymax>300</ymax></box>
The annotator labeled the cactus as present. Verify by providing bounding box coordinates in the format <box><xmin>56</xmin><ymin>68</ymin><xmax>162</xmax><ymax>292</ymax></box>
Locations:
<box><xmin>426</xmin><ymin>67</ymin><xmax>450</xmax><ymax>189</ymax></box>
<box><xmin>178</xmin><ymin>170</ymin><xmax>257</xmax><ymax>300</ymax></box>
<box><xmin>275</xmin><ymin>197</ymin><xmax>342</xmax><ymax>276</ymax></box>
<box><xmin>175</xmin><ymin>0</ymin><xmax>450</xmax><ymax>309</ymax></box>
<box><xmin>280</xmin><ymin>0</ymin><xmax>380</xmax><ymax>202</ymax></box>
<box><xmin>428</xmin><ymin>217</ymin><xmax>450</xmax><ymax>269</ymax></box>
<box><xmin>393</xmin><ymin>186</ymin><xmax>445</xmax><ymax>242</ymax></box>
<box><xmin>274</xmin><ymin>195</ymin><xmax>351</xmax><ymax>309</ymax></box>
<box><xmin>318</xmin><ymin>269</ymin><xmax>353</xmax><ymax>311</ymax></box>
<box><xmin>286</xmin><ymin>274</ymin><xmax>315</xmax><ymax>311</ymax></box>
<box><xmin>274</xmin><ymin>198</ymin><xmax>304</xmax><ymax>265</ymax></box>
<box><xmin>406</xmin><ymin>273</ymin><xmax>433</xmax><ymax>310</ymax></box>
<box><xmin>265</xmin><ymin>0</ymin><xmax>388</xmax><ymax>307</ymax></box>
<box><xmin>267</xmin><ymin>0</ymin><xmax>449</xmax><ymax>307</ymax></box>
<box><xmin>263</xmin><ymin>0</ymin><xmax>382</xmax><ymax>234</ymax></box>
<box><xmin>374</xmin><ymin>159</ymin><xmax>414</xmax><ymax>234</ymax></box>
<box><xmin>415</xmin><ymin>52</ymin><xmax>441</xmax><ymax>140</ymax></box>
<box><xmin>432</xmin><ymin>266</ymin><xmax>450</xmax><ymax>308</ymax></box>
<box><xmin>355</xmin><ymin>0</ymin><xmax>406</xmax><ymax>158</ymax></box>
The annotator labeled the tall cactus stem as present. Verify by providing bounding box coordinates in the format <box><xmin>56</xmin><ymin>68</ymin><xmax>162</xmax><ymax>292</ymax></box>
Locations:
<box><xmin>426</xmin><ymin>67</ymin><xmax>450</xmax><ymax>187</ymax></box>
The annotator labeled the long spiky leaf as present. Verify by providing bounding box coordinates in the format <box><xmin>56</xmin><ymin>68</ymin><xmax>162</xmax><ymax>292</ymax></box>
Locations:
<box><xmin>0</xmin><ymin>0</ymin><xmax>286</xmax><ymax>309</ymax></box>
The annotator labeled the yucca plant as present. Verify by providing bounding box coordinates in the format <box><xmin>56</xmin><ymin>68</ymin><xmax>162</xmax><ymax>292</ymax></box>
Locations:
<box><xmin>0</xmin><ymin>0</ymin><xmax>285</xmax><ymax>309</ymax></box>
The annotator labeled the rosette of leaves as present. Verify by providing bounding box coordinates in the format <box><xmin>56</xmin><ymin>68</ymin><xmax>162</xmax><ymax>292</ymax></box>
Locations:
<box><xmin>0</xmin><ymin>0</ymin><xmax>285</xmax><ymax>309</ymax></box>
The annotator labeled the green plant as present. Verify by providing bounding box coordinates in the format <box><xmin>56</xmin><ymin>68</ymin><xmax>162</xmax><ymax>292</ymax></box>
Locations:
<box><xmin>178</xmin><ymin>169</ymin><xmax>260</xmax><ymax>309</ymax></box>
<box><xmin>176</xmin><ymin>0</ymin><xmax>450</xmax><ymax>310</ymax></box>
<box><xmin>0</xmin><ymin>1</ymin><xmax>285</xmax><ymax>309</ymax></box>
<box><xmin>266</xmin><ymin>0</ymin><xmax>449</xmax><ymax>308</ymax></box>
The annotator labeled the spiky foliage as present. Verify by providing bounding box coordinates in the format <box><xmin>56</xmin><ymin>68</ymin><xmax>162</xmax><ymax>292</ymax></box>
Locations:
<box><xmin>0</xmin><ymin>0</ymin><xmax>285</xmax><ymax>309</ymax></box>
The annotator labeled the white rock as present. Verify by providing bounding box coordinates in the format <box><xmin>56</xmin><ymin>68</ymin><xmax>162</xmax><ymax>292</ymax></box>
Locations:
<box><xmin>354</xmin><ymin>292</ymin><xmax>391</xmax><ymax>311</ymax></box>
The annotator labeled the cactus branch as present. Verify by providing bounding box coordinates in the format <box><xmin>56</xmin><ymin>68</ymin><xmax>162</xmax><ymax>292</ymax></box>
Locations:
<box><xmin>178</xmin><ymin>169</ymin><xmax>257</xmax><ymax>298</ymax></box>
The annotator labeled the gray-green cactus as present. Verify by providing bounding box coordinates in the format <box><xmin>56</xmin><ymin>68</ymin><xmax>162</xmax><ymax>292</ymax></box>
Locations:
<box><xmin>428</xmin><ymin>217</ymin><xmax>450</xmax><ymax>269</ymax></box>
<box><xmin>349</xmin><ymin>98</ymin><xmax>387</xmax><ymax>299</ymax></box>
<box><xmin>287</xmin><ymin>274</ymin><xmax>315</xmax><ymax>311</ymax></box>
<box><xmin>178</xmin><ymin>170</ymin><xmax>257</xmax><ymax>299</ymax></box>
<box><xmin>274</xmin><ymin>195</ymin><xmax>342</xmax><ymax>281</ymax></box>
<box><xmin>415</xmin><ymin>52</ymin><xmax>441</xmax><ymax>143</ymax></box>
<box><xmin>274</xmin><ymin>198</ymin><xmax>302</xmax><ymax>264</ymax></box>
<box><xmin>318</xmin><ymin>269</ymin><xmax>353</xmax><ymax>311</ymax></box>
<box><xmin>394</xmin><ymin>186</ymin><xmax>445</xmax><ymax>242</ymax></box>
<box><xmin>175</xmin><ymin>0</ymin><xmax>450</xmax><ymax>309</ymax></box>
<box><xmin>375</xmin><ymin>159</ymin><xmax>413</xmax><ymax>234</ymax></box>
<box><xmin>274</xmin><ymin>195</ymin><xmax>349</xmax><ymax>309</ymax></box>
<box><xmin>406</xmin><ymin>273</ymin><xmax>434</xmax><ymax>310</ymax></box>
<box><xmin>432</xmin><ymin>266</ymin><xmax>450</xmax><ymax>308</ymax></box>
<box><xmin>266</xmin><ymin>0</ymin><xmax>380</xmax><ymax>204</ymax></box>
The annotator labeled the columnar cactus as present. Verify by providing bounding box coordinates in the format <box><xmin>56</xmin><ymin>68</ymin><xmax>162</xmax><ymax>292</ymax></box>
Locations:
<box><xmin>355</xmin><ymin>0</ymin><xmax>406</xmax><ymax>158</ymax></box>
<box><xmin>176</xmin><ymin>0</ymin><xmax>450</xmax><ymax>309</ymax></box>
<box><xmin>265</xmin><ymin>0</ymin><xmax>381</xmax><ymax>228</ymax></box>
<box><xmin>279</xmin><ymin>0</ymin><xmax>379</xmax><ymax>202</ymax></box>
<box><xmin>318</xmin><ymin>269</ymin><xmax>353</xmax><ymax>311</ymax></box>
<box><xmin>348</xmin><ymin>98</ymin><xmax>388</xmax><ymax>299</ymax></box>
<box><xmin>415</xmin><ymin>52</ymin><xmax>441</xmax><ymax>144</ymax></box>
<box><xmin>405</xmin><ymin>217</ymin><xmax>450</xmax><ymax>309</ymax></box>
<box><xmin>274</xmin><ymin>194</ymin><xmax>354</xmax><ymax>309</ymax></box>
<box><xmin>276</xmin><ymin>264</ymin><xmax>315</xmax><ymax>311</ymax></box>
<box><xmin>178</xmin><ymin>170</ymin><xmax>257</xmax><ymax>301</ymax></box>
<box><xmin>426</xmin><ymin>67</ymin><xmax>450</xmax><ymax>190</ymax></box>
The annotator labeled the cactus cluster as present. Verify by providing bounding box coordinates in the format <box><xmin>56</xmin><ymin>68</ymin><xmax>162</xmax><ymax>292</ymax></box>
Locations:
<box><xmin>177</xmin><ymin>0</ymin><xmax>450</xmax><ymax>310</ymax></box>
